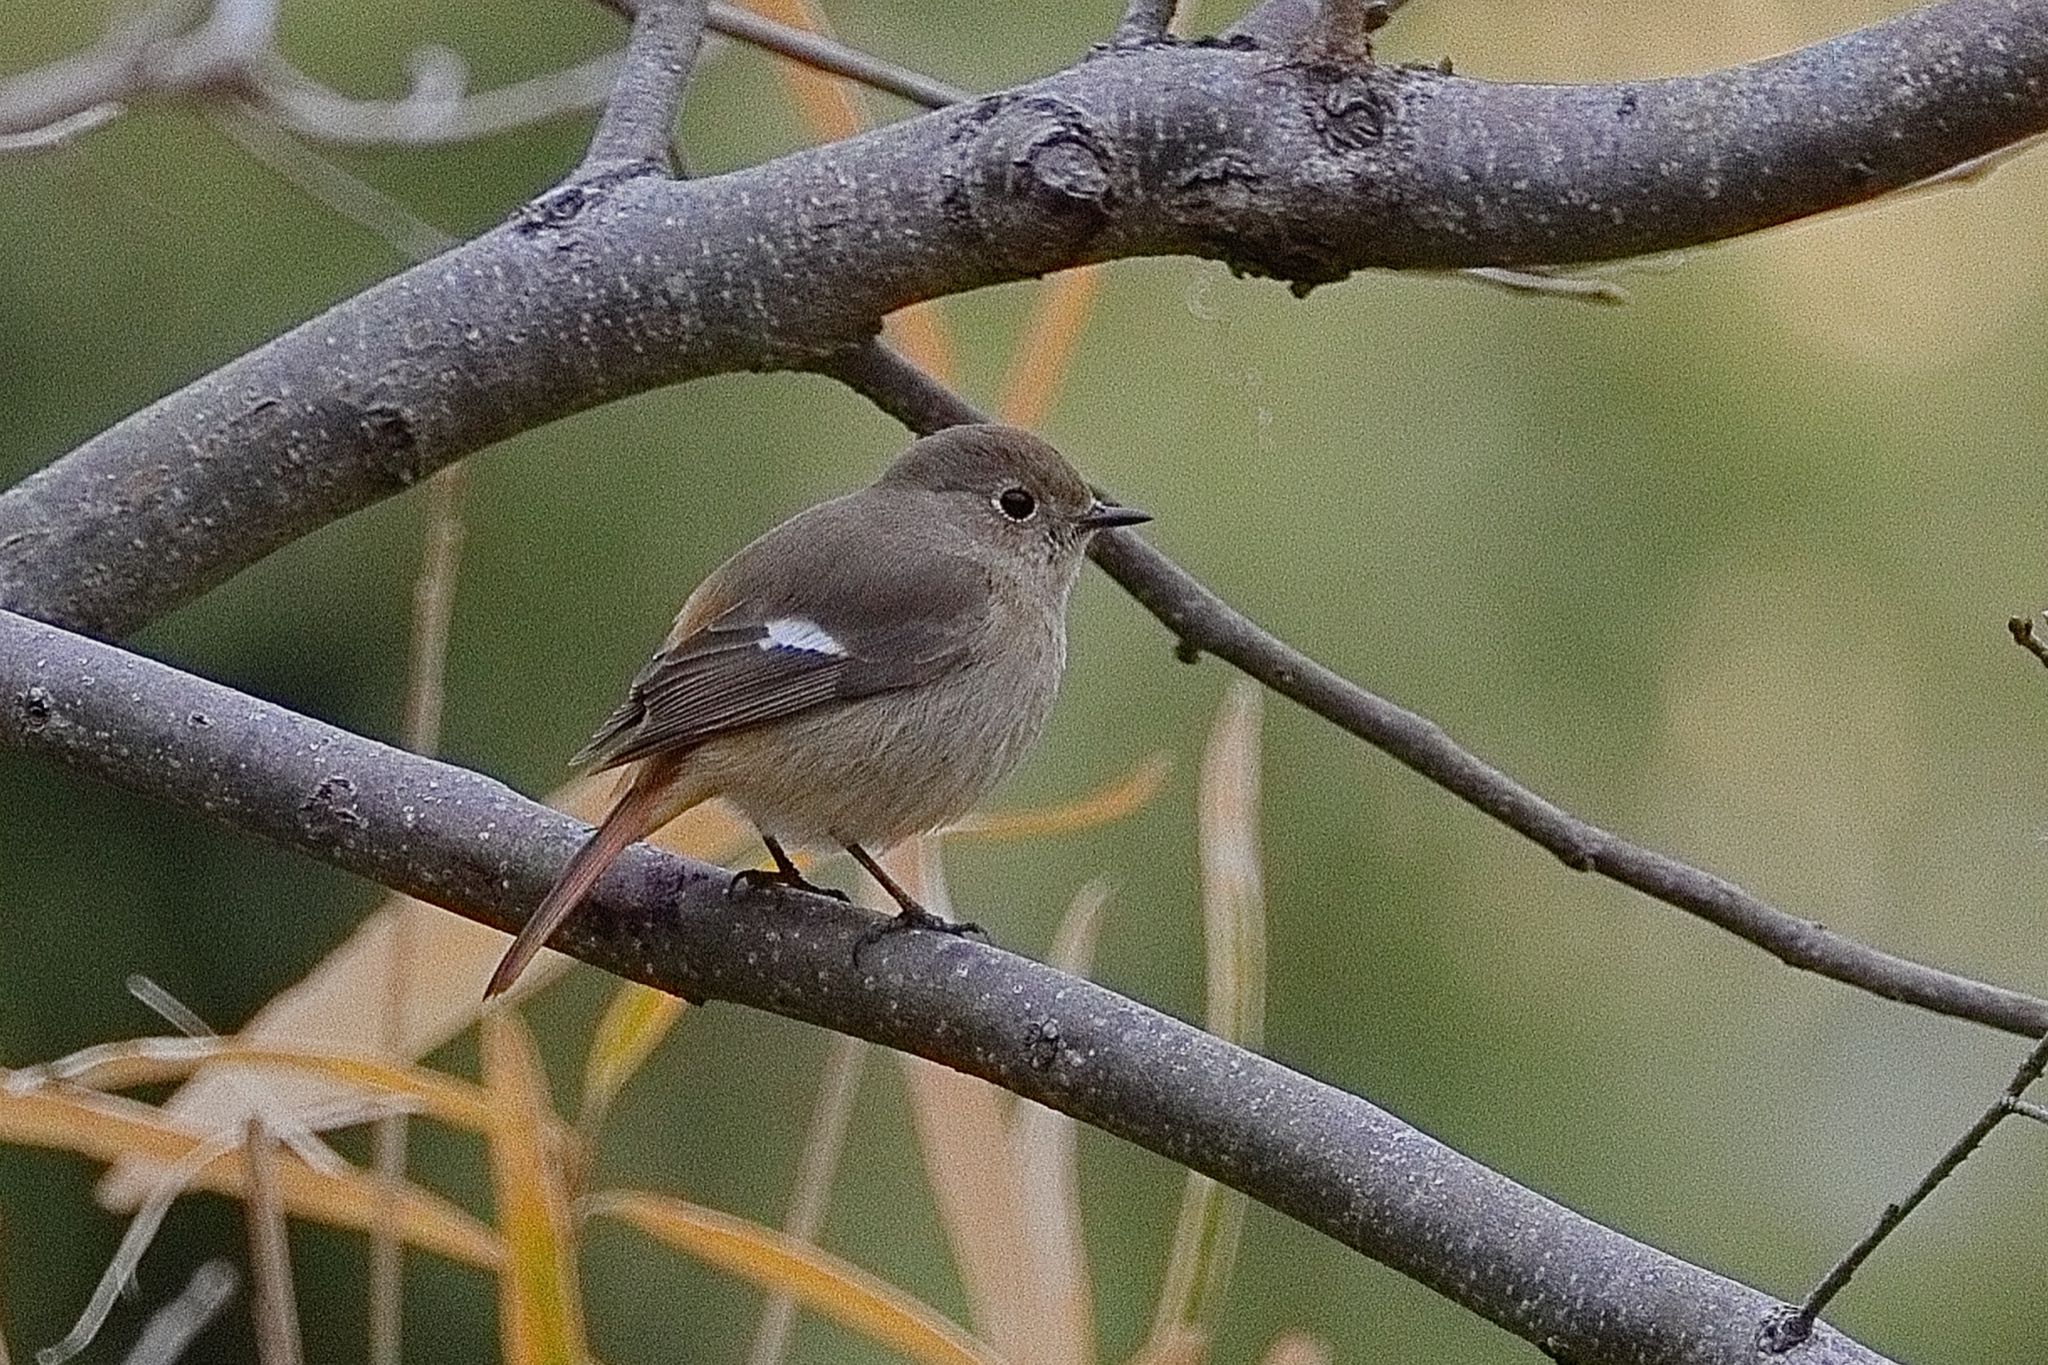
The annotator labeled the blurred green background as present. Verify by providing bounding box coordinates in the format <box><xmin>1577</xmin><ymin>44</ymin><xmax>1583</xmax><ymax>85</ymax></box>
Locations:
<box><xmin>6</xmin><ymin>0</ymin><xmax>2048</xmax><ymax>1361</ymax></box>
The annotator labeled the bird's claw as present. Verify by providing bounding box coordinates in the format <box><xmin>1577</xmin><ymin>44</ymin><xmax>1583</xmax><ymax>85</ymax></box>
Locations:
<box><xmin>853</xmin><ymin>905</ymin><xmax>985</xmax><ymax>964</ymax></box>
<box><xmin>729</xmin><ymin>866</ymin><xmax>850</xmax><ymax>903</ymax></box>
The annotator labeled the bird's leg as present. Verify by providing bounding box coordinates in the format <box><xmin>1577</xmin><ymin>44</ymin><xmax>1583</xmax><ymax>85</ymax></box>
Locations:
<box><xmin>729</xmin><ymin>832</ymin><xmax>849</xmax><ymax>902</ymax></box>
<box><xmin>845</xmin><ymin>842</ymin><xmax>983</xmax><ymax>942</ymax></box>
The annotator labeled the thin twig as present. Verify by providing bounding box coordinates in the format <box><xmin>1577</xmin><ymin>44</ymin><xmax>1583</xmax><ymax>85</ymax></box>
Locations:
<box><xmin>251</xmin><ymin>50</ymin><xmax>624</xmax><ymax>147</ymax></box>
<box><xmin>243</xmin><ymin>1119</ymin><xmax>304</xmax><ymax>1365</ymax></box>
<box><xmin>0</xmin><ymin>102</ymin><xmax>123</xmax><ymax>153</ymax></box>
<box><xmin>706</xmin><ymin>3</ymin><xmax>968</xmax><ymax>108</ymax></box>
<box><xmin>368</xmin><ymin>467</ymin><xmax>470</xmax><ymax>1365</ymax></box>
<box><xmin>399</xmin><ymin>470</ymin><xmax>469</xmax><ymax>755</ymax></box>
<box><xmin>597</xmin><ymin>0</ymin><xmax>968</xmax><ymax>109</ymax></box>
<box><xmin>2008</xmin><ymin>613</ymin><xmax>2048</xmax><ymax>669</ymax></box>
<box><xmin>2003</xmin><ymin>1096</ymin><xmax>2048</xmax><ymax>1124</ymax></box>
<box><xmin>582</xmin><ymin>0</ymin><xmax>710</xmax><ymax>171</ymax></box>
<box><xmin>1763</xmin><ymin>1029</ymin><xmax>2048</xmax><ymax>1351</ymax></box>
<box><xmin>376</xmin><ymin>262</ymin><xmax>473</xmax><ymax>1365</ymax></box>
<box><xmin>366</xmin><ymin>1114</ymin><xmax>408</xmax><ymax>1365</ymax></box>
<box><xmin>819</xmin><ymin>337</ymin><xmax>2048</xmax><ymax>1040</ymax></box>
<box><xmin>0</xmin><ymin>7</ymin><xmax>180</xmax><ymax>136</ymax></box>
<box><xmin>1113</xmin><ymin>0</ymin><xmax>1179</xmax><ymax>45</ymax></box>
<box><xmin>0</xmin><ymin>0</ymin><xmax>962</xmax><ymax>159</ymax></box>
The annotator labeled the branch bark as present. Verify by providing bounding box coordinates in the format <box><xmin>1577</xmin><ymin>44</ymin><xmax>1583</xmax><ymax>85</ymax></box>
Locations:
<box><xmin>581</xmin><ymin>0</ymin><xmax>707</xmax><ymax>170</ymax></box>
<box><xmin>5</xmin><ymin>0</ymin><xmax>2045</xmax><ymax>636</ymax></box>
<box><xmin>0</xmin><ymin>605</ymin><xmax>1889</xmax><ymax>1365</ymax></box>
<box><xmin>1111</xmin><ymin>0</ymin><xmax>1178</xmax><ymax>45</ymax></box>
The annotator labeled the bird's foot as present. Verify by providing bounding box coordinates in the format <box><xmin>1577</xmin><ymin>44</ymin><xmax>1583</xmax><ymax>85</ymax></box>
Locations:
<box><xmin>729</xmin><ymin>865</ymin><xmax>850</xmax><ymax>903</ymax></box>
<box><xmin>854</xmin><ymin>902</ymin><xmax>986</xmax><ymax>963</ymax></box>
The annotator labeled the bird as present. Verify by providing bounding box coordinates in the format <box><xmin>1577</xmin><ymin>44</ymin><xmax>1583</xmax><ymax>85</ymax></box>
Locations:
<box><xmin>484</xmin><ymin>422</ymin><xmax>1151</xmax><ymax>997</ymax></box>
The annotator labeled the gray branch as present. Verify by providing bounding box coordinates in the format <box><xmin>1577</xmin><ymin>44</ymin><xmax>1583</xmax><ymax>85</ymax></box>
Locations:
<box><xmin>1111</xmin><ymin>0</ymin><xmax>1178</xmax><ymax>45</ymax></box>
<box><xmin>5</xmin><ymin>0</ymin><xmax>2045</xmax><ymax>637</ymax></box>
<box><xmin>0</xmin><ymin>605</ymin><xmax>1889</xmax><ymax>1365</ymax></box>
<box><xmin>581</xmin><ymin>0</ymin><xmax>708</xmax><ymax>171</ymax></box>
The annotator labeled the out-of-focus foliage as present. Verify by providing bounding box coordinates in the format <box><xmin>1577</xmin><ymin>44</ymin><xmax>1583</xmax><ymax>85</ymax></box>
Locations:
<box><xmin>4</xmin><ymin>1</ymin><xmax>2048</xmax><ymax>1362</ymax></box>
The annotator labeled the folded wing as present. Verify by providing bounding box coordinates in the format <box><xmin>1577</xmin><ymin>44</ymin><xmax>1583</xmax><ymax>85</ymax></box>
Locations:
<box><xmin>573</xmin><ymin>556</ymin><xmax>989</xmax><ymax>772</ymax></box>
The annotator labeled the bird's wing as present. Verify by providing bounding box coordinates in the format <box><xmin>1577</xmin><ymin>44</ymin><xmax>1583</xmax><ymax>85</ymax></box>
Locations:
<box><xmin>572</xmin><ymin>550</ymin><xmax>990</xmax><ymax>773</ymax></box>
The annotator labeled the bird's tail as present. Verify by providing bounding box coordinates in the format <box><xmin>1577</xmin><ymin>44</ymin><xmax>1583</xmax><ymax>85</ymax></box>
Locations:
<box><xmin>485</xmin><ymin>765</ymin><xmax>697</xmax><ymax>999</ymax></box>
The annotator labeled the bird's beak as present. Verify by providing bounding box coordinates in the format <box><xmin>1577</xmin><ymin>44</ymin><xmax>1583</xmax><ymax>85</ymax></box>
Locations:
<box><xmin>1078</xmin><ymin>500</ymin><xmax>1152</xmax><ymax>531</ymax></box>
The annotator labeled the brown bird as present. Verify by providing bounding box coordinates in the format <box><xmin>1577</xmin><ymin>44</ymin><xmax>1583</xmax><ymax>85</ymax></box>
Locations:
<box><xmin>485</xmin><ymin>423</ymin><xmax>1150</xmax><ymax>997</ymax></box>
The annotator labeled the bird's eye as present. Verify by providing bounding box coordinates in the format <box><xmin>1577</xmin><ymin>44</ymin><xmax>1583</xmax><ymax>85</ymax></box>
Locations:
<box><xmin>995</xmin><ymin>486</ymin><xmax>1037</xmax><ymax>521</ymax></box>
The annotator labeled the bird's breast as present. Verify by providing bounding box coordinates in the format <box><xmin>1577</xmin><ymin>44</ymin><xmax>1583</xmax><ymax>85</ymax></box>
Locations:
<box><xmin>687</xmin><ymin>619</ymin><xmax>1066</xmax><ymax>849</ymax></box>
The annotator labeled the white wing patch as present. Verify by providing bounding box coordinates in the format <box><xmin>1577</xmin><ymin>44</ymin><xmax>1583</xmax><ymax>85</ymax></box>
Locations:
<box><xmin>761</xmin><ymin>617</ymin><xmax>848</xmax><ymax>657</ymax></box>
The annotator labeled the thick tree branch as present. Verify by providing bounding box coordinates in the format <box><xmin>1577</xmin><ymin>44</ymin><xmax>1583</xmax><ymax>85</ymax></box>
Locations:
<box><xmin>824</xmin><ymin>339</ymin><xmax>2048</xmax><ymax>1041</ymax></box>
<box><xmin>0</xmin><ymin>606</ymin><xmax>1889</xmax><ymax>1365</ymax></box>
<box><xmin>5</xmin><ymin>0</ymin><xmax>2045</xmax><ymax>637</ymax></box>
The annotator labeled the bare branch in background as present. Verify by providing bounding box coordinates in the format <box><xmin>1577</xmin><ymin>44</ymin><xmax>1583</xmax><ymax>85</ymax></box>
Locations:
<box><xmin>823</xmin><ymin>337</ymin><xmax>2048</xmax><ymax>1041</ymax></box>
<box><xmin>2008</xmin><ymin>613</ymin><xmax>2048</xmax><ymax>670</ymax></box>
<box><xmin>0</xmin><ymin>3</ymin><xmax>211</xmax><ymax>138</ymax></box>
<box><xmin>0</xmin><ymin>102</ymin><xmax>122</xmax><ymax>154</ymax></box>
<box><xmin>0</xmin><ymin>0</ymin><xmax>956</xmax><ymax>153</ymax></box>
<box><xmin>1763</xmin><ymin>1030</ymin><xmax>2048</xmax><ymax>1352</ymax></box>
<box><xmin>0</xmin><ymin>605</ymin><xmax>1895</xmax><ymax>1365</ymax></box>
<box><xmin>207</xmin><ymin>105</ymin><xmax>457</xmax><ymax>261</ymax></box>
<box><xmin>249</xmin><ymin>50</ymin><xmax>626</xmax><ymax>148</ymax></box>
<box><xmin>703</xmin><ymin>3</ymin><xmax>968</xmax><ymax>108</ymax></box>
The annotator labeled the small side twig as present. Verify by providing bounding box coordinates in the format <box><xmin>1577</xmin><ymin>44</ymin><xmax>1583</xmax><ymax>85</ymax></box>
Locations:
<box><xmin>1763</xmin><ymin>1028</ymin><xmax>2048</xmax><ymax>1351</ymax></box>
<box><xmin>2008</xmin><ymin>613</ymin><xmax>2048</xmax><ymax>669</ymax></box>
<box><xmin>1113</xmin><ymin>0</ymin><xmax>1180</xmax><ymax>45</ymax></box>
<box><xmin>0</xmin><ymin>102</ymin><xmax>122</xmax><ymax>153</ymax></box>
<box><xmin>2003</xmin><ymin>1096</ymin><xmax>2048</xmax><ymax>1124</ymax></box>
<box><xmin>582</xmin><ymin>0</ymin><xmax>710</xmax><ymax>171</ymax></box>
<box><xmin>371</xmin><ymin>462</ymin><xmax>470</xmax><ymax>1365</ymax></box>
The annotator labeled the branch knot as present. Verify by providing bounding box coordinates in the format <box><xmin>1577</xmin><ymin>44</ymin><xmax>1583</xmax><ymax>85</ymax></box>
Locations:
<box><xmin>944</xmin><ymin>94</ymin><xmax>1116</xmax><ymax>256</ymax></box>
